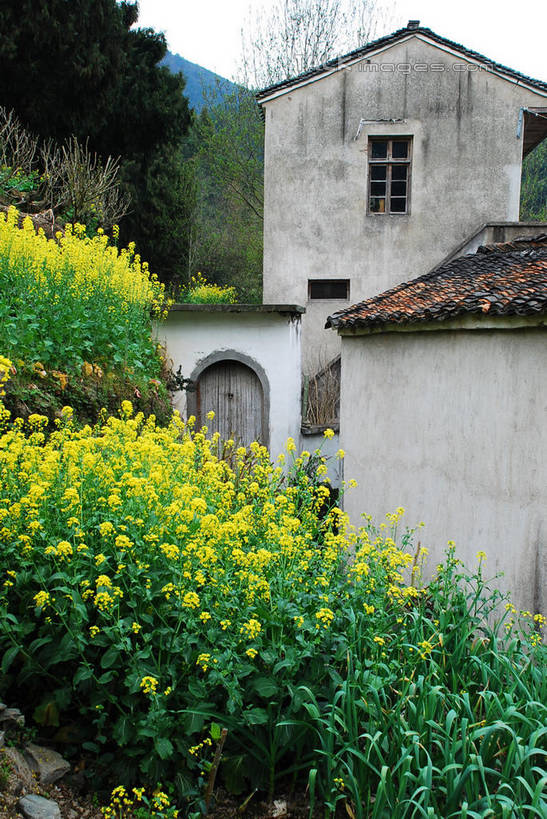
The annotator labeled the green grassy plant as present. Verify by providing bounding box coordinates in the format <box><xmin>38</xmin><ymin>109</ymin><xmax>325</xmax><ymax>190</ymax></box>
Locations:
<box><xmin>0</xmin><ymin>368</ymin><xmax>544</xmax><ymax>815</ymax></box>
<box><xmin>289</xmin><ymin>549</ymin><xmax>546</xmax><ymax>818</ymax></box>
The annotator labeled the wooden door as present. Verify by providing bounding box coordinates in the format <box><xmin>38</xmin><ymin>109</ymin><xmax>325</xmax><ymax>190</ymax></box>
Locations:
<box><xmin>197</xmin><ymin>360</ymin><xmax>265</xmax><ymax>446</ymax></box>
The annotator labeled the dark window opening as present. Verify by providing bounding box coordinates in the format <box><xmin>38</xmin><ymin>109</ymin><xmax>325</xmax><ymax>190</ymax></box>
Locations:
<box><xmin>368</xmin><ymin>137</ymin><xmax>412</xmax><ymax>215</ymax></box>
<box><xmin>308</xmin><ymin>279</ymin><xmax>350</xmax><ymax>300</ymax></box>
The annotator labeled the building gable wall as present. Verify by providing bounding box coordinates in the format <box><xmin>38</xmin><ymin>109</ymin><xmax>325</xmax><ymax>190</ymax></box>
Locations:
<box><xmin>262</xmin><ymin>34</ymin><xmax>547</xmax><ymax>372</ymax></box>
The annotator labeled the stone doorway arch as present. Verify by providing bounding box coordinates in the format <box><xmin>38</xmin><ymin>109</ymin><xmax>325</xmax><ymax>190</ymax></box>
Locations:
<box><xmin>188</xmin><ymin>351</ymin><xmax>269</xmax><ymax>447</ymax></box>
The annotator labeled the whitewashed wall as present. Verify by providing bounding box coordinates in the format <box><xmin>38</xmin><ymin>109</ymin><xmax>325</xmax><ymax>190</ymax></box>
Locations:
<box><xmin>339</xmin><ymin>323</ymin><xmax>547</xmax><ymax>617</ymax></box>
<box><xmin>261</xmin><ymin>34</ymin><xmax>547</xmax><ymax>374</ymax></box>
<box><xmin>157</xmin><ymin>305</ymin><xmax>303</xmax><ymax>460</ymax></box>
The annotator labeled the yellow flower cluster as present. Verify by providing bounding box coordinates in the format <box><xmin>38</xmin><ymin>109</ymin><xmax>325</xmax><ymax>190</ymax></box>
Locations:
<box><xmin>315</xmin><ymin>607</ymin><xmax>335</xmax><ymax>629</ymax></box>
<box><xmin>240</xmin><ymin>618</ymin><xmax>262</xmax><ymax>639</ymax></box>
<box><xmin>181</xmin><ymin>272</ymin><xmax>237</xmax><ymax>304</ymax></box>
<box><xmin>101</xmin><ymin>785</ymin><xmax>179</xmax><ymax>818</ymax></box>
<box><xmin>0</xmin><ymin>207</ymin><xmax>166</xmax><ymax>318</ymax></box>
<box><xmin>196</xmin><ymin>653</ymin><xmax>212</xmax><ymax>671</ymax></box>
<box><xmin>0</xmin><ymin>356</ymin><xmax>12</xmax><ymax>396</ymax></box>
<box><xmin>140</xmin><ymin>676</ymin><xmax>159</xmax><ymax>695</ymax></box>
<box><xmin>33</xmin><ymin>590</ymin><xmax>53</xmax><ymax>609</ymax></box>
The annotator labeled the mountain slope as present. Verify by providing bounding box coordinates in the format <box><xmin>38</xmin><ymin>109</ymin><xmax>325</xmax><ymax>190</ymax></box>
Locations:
<box><xmin>161</xmin><ymin>52</ymin><xmax>237</xmax><ymax>111</ymax></box>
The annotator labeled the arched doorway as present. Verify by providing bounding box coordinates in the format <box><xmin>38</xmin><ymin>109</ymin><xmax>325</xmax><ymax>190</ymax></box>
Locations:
<box><xmin>196</xmin><ymin>359</ymin><xmax>266</xmax><ymax>447</ymax></box>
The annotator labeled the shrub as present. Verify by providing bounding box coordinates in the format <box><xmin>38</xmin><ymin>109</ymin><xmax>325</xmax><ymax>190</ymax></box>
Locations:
<box><xmin>177</xmin><ymin>272</ymin><xmax>237</xmax><ymax>304</ymax></box>
<box><xmin>0</xmin><ymin>208</ymin><xmax>165</xmax><ymax>372</ymax></box>
<box><xmin>0</xmin><ymin>208</ymin><xmax>171</xmax><ymax>424</ymax></box>
<box><xmin>0</xmin><ymin>107</ymin><xmax>130</xmax><ymax>230</ymax></box>
<box><xmin>0</xmin><ymin>373</ymin><xmax>544</xmax><ymax>815</ymax></box>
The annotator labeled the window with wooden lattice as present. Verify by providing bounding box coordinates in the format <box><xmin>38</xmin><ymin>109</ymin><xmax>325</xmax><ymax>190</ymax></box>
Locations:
<box><xmin>368</xmin><ymin>137</ymin><xmax>412</xmax><ymax>215</ymax></box>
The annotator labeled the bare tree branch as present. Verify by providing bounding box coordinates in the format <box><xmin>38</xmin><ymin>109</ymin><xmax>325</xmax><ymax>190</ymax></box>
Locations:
<box><xmin>239</xmin><ymin>0</ymin><xmax>395</xmax><ymax>89</ymax></box>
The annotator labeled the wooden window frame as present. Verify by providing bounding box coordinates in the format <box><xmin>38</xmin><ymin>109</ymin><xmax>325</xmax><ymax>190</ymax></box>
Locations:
<box><xmin>308</xmin><ymin>279</ymin><xmax>350</xmax><ymax>300</ymax></box>
<box><xmin>367</xmin><ymin>137</ymin><xmax>412</xmax><ymax>215</ymax></box>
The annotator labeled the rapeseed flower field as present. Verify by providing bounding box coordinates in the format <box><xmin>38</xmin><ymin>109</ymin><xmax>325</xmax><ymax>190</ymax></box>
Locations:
<box><xmin>0</xmin><ymin>208</ymin><xmax>170</xmax><ymax>424</ymax></box>
<box><xmin>0</xmin><ymin>367</ymin><xmax>544</xmax><ymax>816</ymax></box>
<box><xmin>0</xmin><ymin>214</ymin><xmax>545</xmax><ymax>816</ymax></box>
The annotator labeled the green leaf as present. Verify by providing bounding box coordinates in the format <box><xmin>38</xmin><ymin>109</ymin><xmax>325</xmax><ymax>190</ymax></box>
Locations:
<box><xmin>210</xmin><ymin>722</ymin><xmax>221</xmax><ymax>741</ymax></box>
<box><xmin>188</xmin><ymin>679</ymin><xmax>206</xmax><ymax>699</ymax></box>
<box><xmin>28</xmin><ymin>636</ymin><xmax>52</xmax><ymax>654</ymax></box>
<box><xmin>273</xmin><ymin>658</ymin><xmax>294</xmax><ymax>674</ymax></box>
<box><xmin>100</xmin><ymin>644</ymin><xmax>120</xmax><ymax>669</ymax></box>
<box><xmin>250</xmin><ymin>676</ymin><xmax>278</xmax><ymax>699</ymax></box>
<box><xmin>222</xmin><ymin>753</ymin><xmax>247</xmax><ymax>795</ymax></box>
<box><xmin>183</xmin><ymin>711</ymin><xmax>206</xmax><ymax>734</ymax></box>
<box><xmin>1</xmin><ymin>645</ymin><xmax>19</xmax><ymax>673</ymax></box>
<box><xmin>154</xmin><ymin>737</ymin><xmax>174</xmax><ymax>760</ymax></box>
<box><xmin>33</xmin><ymin>700</ymin><xmax>60</xmax><ymax>727</ymax></box>
<box><xmin>243</xmin><ymin>707</ymin><xmax>269</xmax><ymax>726</ymax></box>
<box><xmin>73</xmin><ymin>665</ymin><xmax>94</xmax><ymax>686</ymax></box>
<box><xmin>113</xmin><ymin>716</ymin><xmax>133</xmax><ymax>747</ymax></box>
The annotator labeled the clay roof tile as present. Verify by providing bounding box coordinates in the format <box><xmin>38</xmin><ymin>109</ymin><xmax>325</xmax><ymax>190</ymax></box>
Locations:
<box><xmin>326</xmin><ymin>236</ymin><xmax>547</xmax><ymax>330</ymax></box>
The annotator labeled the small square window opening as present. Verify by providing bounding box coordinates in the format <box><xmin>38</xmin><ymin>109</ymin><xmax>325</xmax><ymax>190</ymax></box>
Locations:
<box><xmin>308</xmin><ymin>279</ymin><xmax>350</xmax><ymax>300</ymax></box>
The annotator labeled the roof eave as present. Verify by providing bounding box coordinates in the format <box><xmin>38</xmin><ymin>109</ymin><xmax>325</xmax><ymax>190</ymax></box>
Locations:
<box><xmin>256</xmin><ymin>25</ymin><xmax>547</xmax><ymax>106</ymax></box>
<box><xmin>334</xmin><ymin>313</ymin><xmax>547</xmax><ymax>337</ymax></box>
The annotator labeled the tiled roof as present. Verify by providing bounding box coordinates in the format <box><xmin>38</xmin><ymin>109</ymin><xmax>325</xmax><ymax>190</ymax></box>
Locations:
<box><xmin>256</xmin><ymin>23</ymin><xmax>547</xmax><ymax>101</ymax></box>
<box><xmin>326</xmin><ymin>235</ymin><xmax>547</xmax><ymax>331</ymax></box>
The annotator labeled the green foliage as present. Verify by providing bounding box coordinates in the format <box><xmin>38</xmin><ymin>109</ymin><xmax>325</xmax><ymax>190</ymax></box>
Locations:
<box><xmin>294</xmin><ymin>548</ymin><xmax>547</xmax><ymax>817</ymax></box>
<box><xmin>197</xmin><ymin>88</ymin><xmax>264</xmax><ymax>221</ymax></box>
<box><xmin>0</xmin><ymin>209</ymin><xmax>171</xmax><ymax>425</ymax></box>
<box><xmin>182</xmin><ymin>89</ymin><xmax>264</xmax><ymax>302</ymax></box>
<box><xmin>0</xmin><ymin>0</ymin><xmax>193</xmax><ymax>283</ymax></box>
<box><xmin>0</xmin><ymin>755</ymin><xmax>10</xmax><ymax>790</ymax></box>
<box><xmin>0</xmin><ymin>395</ymin><xmax>544</xmax><ymax>816</ymax></box>
<box><xmin>521</xmin><ymin>140</ymin><xmax>547</xmax><ymax>221</ymax></box>
<box><xmin>0</xmin><ymin>166</ymin><xmax>41</xmax><ymax>199</ymax></box>
<box><xmin>121</xmin><ymin>144</ymin><xmax>197</xmax><ymax>284</ymax></box>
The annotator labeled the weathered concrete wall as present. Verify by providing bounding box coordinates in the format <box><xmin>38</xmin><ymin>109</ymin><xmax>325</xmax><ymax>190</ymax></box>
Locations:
<box><xmin>262</xmin><ymin>34</ymin><xmax>547</xmax><ymax>373</ymax></box>
<box><xmin>158</xmin><ymin>306</ymin><xmax>302</xmax><ymax>459</ymax></box>
<box><xmin>339</xmin><ymin>327</ymin><xmax>547</xmax><ymax>616</ymax></box>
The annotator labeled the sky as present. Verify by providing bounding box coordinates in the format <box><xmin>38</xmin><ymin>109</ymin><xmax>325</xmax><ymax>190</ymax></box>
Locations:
<box><xmin>136</xmin><ymin>0</ymin><xmax>547</xmax><ymax>83</ymax></box>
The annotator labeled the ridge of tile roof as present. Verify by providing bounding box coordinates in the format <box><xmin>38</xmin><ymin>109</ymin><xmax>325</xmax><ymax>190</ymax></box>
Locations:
<box><xmin>256</xmin><ymin>23</ymin><xmax>547</xmax><ymax>101</ymax></box>
<box><xmin>326</xmin><ymin>235</ymin><xmax>547</xmax><ymax>331</ymax></box>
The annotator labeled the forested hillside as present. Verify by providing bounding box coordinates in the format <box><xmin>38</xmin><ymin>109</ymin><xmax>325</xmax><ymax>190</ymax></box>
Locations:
<box><xmin>161</xmin><ymin>52</ymin><xmax>237</xmax><ymax>111</ymax></box>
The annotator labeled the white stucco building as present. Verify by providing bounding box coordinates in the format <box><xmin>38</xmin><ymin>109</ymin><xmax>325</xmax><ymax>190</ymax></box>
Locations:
<box><xmin>257</xmin><ymin>20</ymin><xmax>547</xmax><ymax>375</ymax></box>
<box><xmin>158</xmin><ymin>304</ymin><xmax>303</xmax><ymax>459</ymax></box>
<box><xmin>327</xmin><ymin>235</ymin><xmax>547</xmax><ymax>616</ymax></box>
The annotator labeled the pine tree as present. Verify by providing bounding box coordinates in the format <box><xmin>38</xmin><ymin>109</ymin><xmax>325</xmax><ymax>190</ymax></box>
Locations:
<box><xmin>0</xmin><ymin>0</ymin><xmax>194</xmax><ymax>282</ymax></box>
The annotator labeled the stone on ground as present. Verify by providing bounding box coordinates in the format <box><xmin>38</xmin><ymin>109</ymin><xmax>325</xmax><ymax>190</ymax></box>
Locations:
<box><xmin>24</xmin><ymin>743</ymin><xmax>70</xmax><ymax>785</ymax></box>
<box><xmin>18</xmin><ymin>794</ymin><xmax>61</xmax><ymax>819</ymax></box>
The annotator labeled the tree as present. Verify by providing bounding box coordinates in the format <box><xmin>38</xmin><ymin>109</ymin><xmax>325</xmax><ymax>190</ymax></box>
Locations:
<box><xmin>239</xmin><ymin>0</ymin><xmax>394</xmax><ymax>89</ymax></box>
<box><xmin>197</xmin><ymin>88</ymin><xmax>264</xmax><ymax>220</ymax></box>
<box><xmin>520</xmin><ymin>140</ymin><xmax>547</xmax><ymax>221</ymax></box>
<box><xmin>0</xmin><ymin>0</ymin><xmax>194</xmax><ymax>283</ymax></box>
<box><xmin>181</xmin><ymin>97</ymin><xmax>263</xmax><ymax>302</ymax></box>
